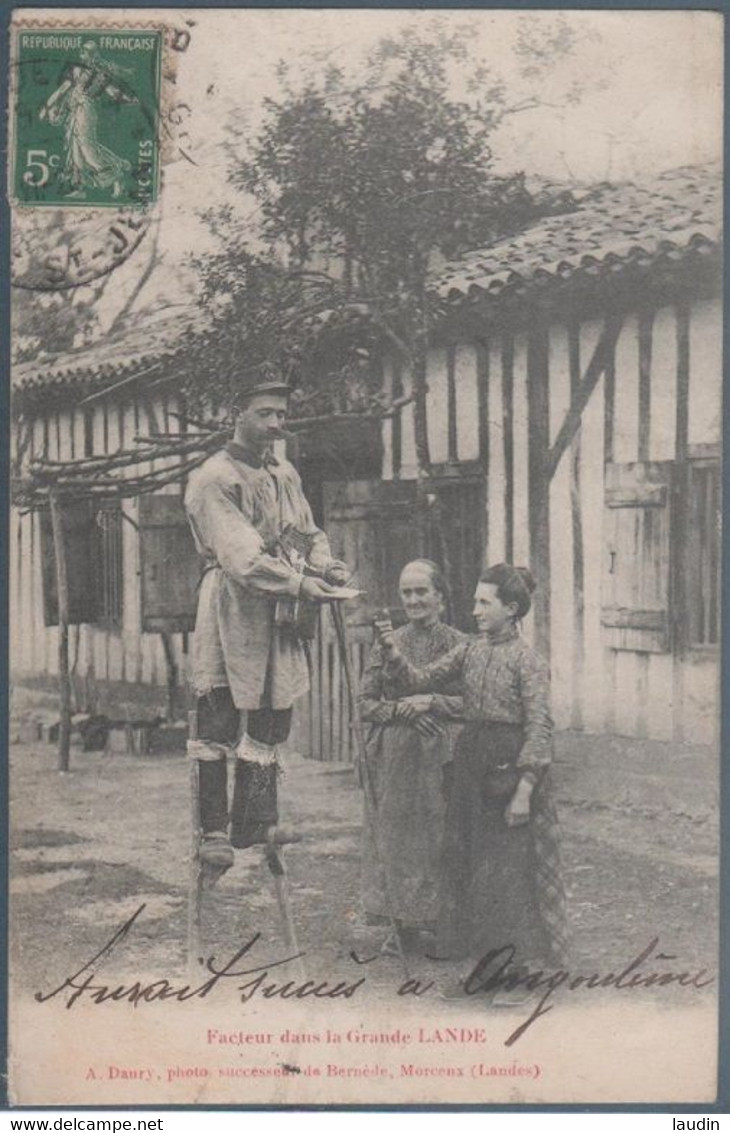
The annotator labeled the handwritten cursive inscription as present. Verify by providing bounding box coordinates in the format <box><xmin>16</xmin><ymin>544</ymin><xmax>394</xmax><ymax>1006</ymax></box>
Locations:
<box><xmin>34</xmin><ymin>905</ymin><xmax>714</xmax><ymax>1048</ymax></box>
<box><xmin>460</xmin><ymin>940</ymin><xmax>714</xmax><ymax>1045</ymax></box>
<box><xmin>35</xmin><ymin>904</ymin><xmax>366</xmax><ymax>1010</ymax></box>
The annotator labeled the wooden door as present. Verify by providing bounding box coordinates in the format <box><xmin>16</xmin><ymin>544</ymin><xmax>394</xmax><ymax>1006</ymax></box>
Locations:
<box><xmin>425</xmin><ymin>475</ymin><xmax>486</xmax><ymax>632</ymax></box>
<box><xmin>304</xmin><ymin>477</ymin><xmax>485</xmax><ymax>761</ymax></box>
<box><xmin>309</xmin><ymin>480</ymin><xmax>410</xmax><ymax>762</ymax></box>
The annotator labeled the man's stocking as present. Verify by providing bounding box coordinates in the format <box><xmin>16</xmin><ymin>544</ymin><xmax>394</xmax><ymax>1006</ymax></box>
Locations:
<box><xmin>230</xmin><ymin>734</ymin><xmax>279</xmax><ymax>848</ymax></box>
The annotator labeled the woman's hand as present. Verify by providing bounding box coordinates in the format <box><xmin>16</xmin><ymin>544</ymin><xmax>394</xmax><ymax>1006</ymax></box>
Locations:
<box><xmin>504</xmin><ymin>778</ymin><xmax>534</xmax><ymax>827</ymax></box>
<box><xmin>413</xmin><ymin>715</ymin><xmax>444</xmax><ymax>737</ymax></box>
<box><xmin>373</xmin><ymin>611</ymin><xmax>397</xmax><ymax>656</ymax></box>
<box><xmin>396</xmin><ymin>695</ymin><xmax>434</xmax><ymax>720</ymax></box>
<box><xmin>394</xmin><ymin>698</ymin><xmax>443</xmax><ymax>736</ymax></box>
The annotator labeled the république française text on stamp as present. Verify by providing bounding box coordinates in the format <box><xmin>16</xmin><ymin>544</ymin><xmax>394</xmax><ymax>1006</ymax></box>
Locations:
<box><xmin>12</xmin><ymin>28</ymin><xmax>162</xmax><ymax>208</ymax></box>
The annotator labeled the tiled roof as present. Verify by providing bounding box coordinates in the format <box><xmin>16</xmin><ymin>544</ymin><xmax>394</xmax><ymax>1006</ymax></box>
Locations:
<box><xmin>12</xmin><ymin>307</ymin><xmax>204</xmax><ymax>395</ymax></box>
<box><xmin>12</xmin><ymin>165</ymin><xmax>720</xmax><ymax>398</ymax></box>
<box><xmin>435</xmin><ymin>163</ymin><xmax>721</xmax><ymax>302</ymax></box>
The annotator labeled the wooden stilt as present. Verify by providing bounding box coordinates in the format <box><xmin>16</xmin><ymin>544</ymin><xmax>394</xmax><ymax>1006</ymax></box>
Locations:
<box><xmin>187</xmin><ymin>709</ymin><xmax>203</xmax><ymax>982</ymax></box>
<box><xmin>187</xmin><ymin>714</ymin><xmax>306</xmax><ymax>981</ymax></box>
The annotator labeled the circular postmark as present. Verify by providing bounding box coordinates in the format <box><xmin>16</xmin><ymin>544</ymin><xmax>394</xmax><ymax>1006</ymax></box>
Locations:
<box><xmin>11</xmin><ymin>207</ymin><xmax>152</xmax><ymax>291</ymax></box>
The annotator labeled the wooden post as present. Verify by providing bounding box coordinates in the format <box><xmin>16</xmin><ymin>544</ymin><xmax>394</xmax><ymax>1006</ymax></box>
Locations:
<box><xmin>49</xmin><ymin>490</ymin><xmax>72</xmax><ymax>773</ymax></box>
<box><xmin>161</xmin><ymin>632</ymin><xmax>178</xmax><ymax>722</ymax></box>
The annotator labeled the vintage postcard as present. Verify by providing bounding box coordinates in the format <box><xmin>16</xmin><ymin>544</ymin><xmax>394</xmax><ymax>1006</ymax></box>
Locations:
<box><xmin>7</xmin><ymin>7</ymin><xmax>724</xmax><ymax>1107</ymax></box>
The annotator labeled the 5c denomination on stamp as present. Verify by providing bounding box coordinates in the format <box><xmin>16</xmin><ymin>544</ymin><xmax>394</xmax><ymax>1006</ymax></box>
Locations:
<box><xmin>12</xmin><ymin>28</ymin><xmax>162</xmax><ymax>208</ymax></box>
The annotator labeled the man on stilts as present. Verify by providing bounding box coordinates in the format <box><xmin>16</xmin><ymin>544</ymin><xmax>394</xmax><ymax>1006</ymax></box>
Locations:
<box><xmin>184</xmin><ymin>380</ymin><xmax>349</xmax><ymax>873</ymax></box>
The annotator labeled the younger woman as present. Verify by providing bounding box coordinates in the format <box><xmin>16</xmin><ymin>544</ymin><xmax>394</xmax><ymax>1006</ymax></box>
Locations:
<box><xmin>375</xmin><ymin>564</ymin><xmax>568</xmax><ymax>976</ymax></box>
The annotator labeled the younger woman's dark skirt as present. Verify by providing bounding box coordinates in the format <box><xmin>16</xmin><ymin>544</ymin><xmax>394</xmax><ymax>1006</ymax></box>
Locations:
<box><xmin>437</xmin><ymin>721</ymin><xmax>568</xmax><ymax>967</ymax></box>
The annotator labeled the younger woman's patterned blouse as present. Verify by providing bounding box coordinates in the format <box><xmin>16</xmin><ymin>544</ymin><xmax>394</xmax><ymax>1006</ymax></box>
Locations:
<box><xmin>385</xmin><ymin>622</ymin><xmax>553</xmax><ymax>772</ymax></box>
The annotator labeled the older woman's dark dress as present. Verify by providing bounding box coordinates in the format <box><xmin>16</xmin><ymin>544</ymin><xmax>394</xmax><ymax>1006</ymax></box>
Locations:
<box><xmin>358</xmin><ymin>622</ymin><xmax>464</xmax><ymax>931</ymax></box>
<box><xmin>385</xmin><ymin>623</ymin><xmax>568</xmax><ymax>965</ymax></box>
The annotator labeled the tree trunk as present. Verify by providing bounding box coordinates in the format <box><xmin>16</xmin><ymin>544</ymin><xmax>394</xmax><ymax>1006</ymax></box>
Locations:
<box><xmin>49</xmin><ymin>491</ymin><xmax>72</xmax><ymax>773</ymax></box>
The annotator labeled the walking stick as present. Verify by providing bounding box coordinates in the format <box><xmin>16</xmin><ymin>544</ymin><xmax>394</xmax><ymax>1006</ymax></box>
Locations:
<box><xmin>330</xmin><ymin>601</ymin><xmax>411</xmax><ymax>981</ymax></box>
<box><xmin>187</xmin><ymin>710</ymin><xmax>203</xmax><ymax>983</ymax></box>
<box><xmin>265</xmin><ymin>841</ymin><xmax>308</xmax><ymax>983</ymax></box>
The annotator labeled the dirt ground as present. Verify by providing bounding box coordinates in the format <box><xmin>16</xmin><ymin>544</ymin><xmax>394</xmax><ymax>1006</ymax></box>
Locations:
<box><xmin>8</xmin><ymin>686</ymin><xmax>720</xmax><ymax>1009</ymax></box>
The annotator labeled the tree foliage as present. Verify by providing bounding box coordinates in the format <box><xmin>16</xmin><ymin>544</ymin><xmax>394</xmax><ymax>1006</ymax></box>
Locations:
<box><xmin>184</xmin><ymin>18</ymin><xmax>582</xmax><ymax>443</ymax></box>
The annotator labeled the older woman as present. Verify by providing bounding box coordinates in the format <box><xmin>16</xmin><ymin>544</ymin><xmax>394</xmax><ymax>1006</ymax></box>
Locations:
<box><xmin>375</xmin><ymin>564</ymin><xmax>568</xmax><ymax>983</ymax></box>
<box><xmin>359</xmin><ymin>560</ymin><xmax>464</xmax><ymax>954</ymax></box>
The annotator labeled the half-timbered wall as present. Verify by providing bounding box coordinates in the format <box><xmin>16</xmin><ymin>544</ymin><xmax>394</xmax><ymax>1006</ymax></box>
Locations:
<box><xmin>373</xmin><ymin>298</ymin><xmax>721</xmax><ymax>745</ymax></box>
<box><xmin>10</xmin><ymin>295</ymin><xmax>721</xmax><ymax>751</ymax></box>
<box><xmin>10</xmin><ymin>391</ymin><xmax>195</xmax><ymax>705</ymax></box>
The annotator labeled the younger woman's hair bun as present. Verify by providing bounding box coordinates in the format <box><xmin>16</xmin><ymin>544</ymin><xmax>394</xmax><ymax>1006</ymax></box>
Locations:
<box><xmin>514</xmin><ymin>566</ymin><xmax>536</xmax><ymax>594</ymax></box>
<box><xmin>478</xmin><ymin>563</ymin><xmax>536</xmax><ymax>618</ymax></box>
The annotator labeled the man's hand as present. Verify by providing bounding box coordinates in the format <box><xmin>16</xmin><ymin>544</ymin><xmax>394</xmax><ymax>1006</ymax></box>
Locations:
<box><xmin>323</xmin><ymin>560</ymin><xmax>351</xmax><ymax>586</ymax></box>
<box><xmin>504</xmin><ymin>778</ymin><xmax>534</xmax><ymax>827</ymax></box>
<box><xmin>300</xmin><ymin>577</ymin><xmax>341</xmax><ymax>603</ymax></box>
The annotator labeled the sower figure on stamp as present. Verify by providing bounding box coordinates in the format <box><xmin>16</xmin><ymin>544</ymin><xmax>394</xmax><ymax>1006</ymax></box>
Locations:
<box><xmin>184</xmin><ymin>381</ymin><xmax>350</xmax><ymax>874</ymax></box>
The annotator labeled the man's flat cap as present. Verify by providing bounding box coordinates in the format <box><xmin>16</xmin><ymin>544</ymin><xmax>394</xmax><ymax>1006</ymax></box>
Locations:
<box><xmin>239</xmin><ymin>380</ymin><xmax>292</xmax><ymax>405</ymax></box>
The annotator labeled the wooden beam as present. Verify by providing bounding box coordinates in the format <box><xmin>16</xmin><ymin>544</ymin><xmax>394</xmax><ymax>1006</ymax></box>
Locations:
<box><xmin>604</xmin><ymin>347</ymin><xmax>615</xmax><ymax>465</ymax></box>
<box><xmin>527</xmin><ymin>322</ymin><xmax>550</xmax><ymax>660</ymax></box>
<box><xmin>638</xmin><ymin>309</ymin><xmax>654</xmax><ymax>462</ymax></box>
<box><xmin>568</xmin><ymin>323</ymin><xmax>584</xmax><ymax>731</ymax></box>
<box><xmin>391</xmin><ymin>357</ymin><xmax>403</xmax><ymax>480</ymax></box>
<box><xmin>476</xmin><ymin>339</ymin><xmax>490</xmax><ymax>468</ymax></box>
<box><xmin>446</xmin><ymin>344</ymin><xmax>458</xmax><ymax>462</ymax></box>
<box><xmin>476</xmin><ymin>339</ymin><xmax>490</xmax><ymax>569</ymax></box>
<box><xmin>675</xmin><ymin>302</ymin><xmax>690</xmax><ymax>462</ymax></box>
<box><xmin>672</xmin><ymin>302</ymin><xmax>691</xmax><ymax>680</ymax></box>
<box><xmin>547</xmin><ymin>314</ymin><xmax>624</xmax><ymax>481</ymax></box>
<box><xmin>501</xmin><ymin>335</ymin><xmax>515</xmax><ymax>561</ymax></box>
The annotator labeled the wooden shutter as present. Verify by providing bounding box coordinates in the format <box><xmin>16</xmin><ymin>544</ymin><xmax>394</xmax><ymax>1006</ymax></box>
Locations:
<box><xmin>97</xmin><ymin>501</ymin><xmax>124</xmax><ymax>627</ymax></box>
<box><xmin>601</xmin><ymin>462</ymin><xmax>673</xmax><ymax>653</ymax></box>
<box><xmin>40</xmin><ymin>500</ymin><xmax>101</xmax><ymax>626</ymax></box>
<box><xmin>687</xmin><ymin>460</ymin><xmax>721</xmax><ymax>648</ymax></box>
<box><xmin>138</xmin><ymin>495</ymin><xmax>201</xmax><ymax>634</ymax></box>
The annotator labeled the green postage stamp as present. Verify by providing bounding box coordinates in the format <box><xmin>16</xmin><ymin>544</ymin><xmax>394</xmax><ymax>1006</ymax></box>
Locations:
<box><xmin>12</xmin><ymin>28</ymin><xmax>162</xmax><ymax>207</ymax></box>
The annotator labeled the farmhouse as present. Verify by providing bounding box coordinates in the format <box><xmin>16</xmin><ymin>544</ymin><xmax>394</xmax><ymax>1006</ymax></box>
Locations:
<box><xmin>10</xmin><ymin>164</ymin><xmax>721</xmax><ymax>752</ymax></box>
